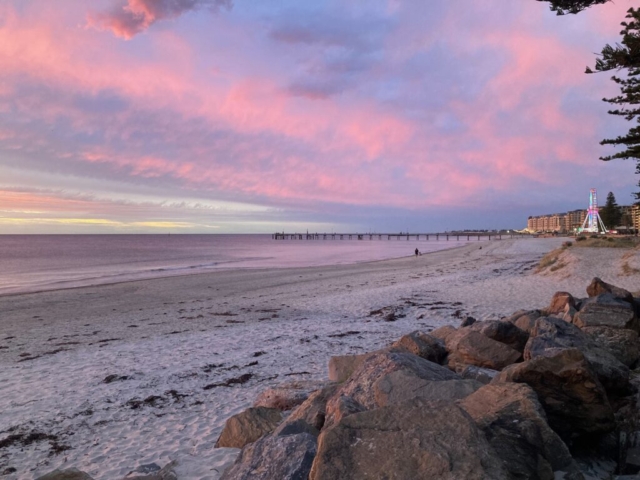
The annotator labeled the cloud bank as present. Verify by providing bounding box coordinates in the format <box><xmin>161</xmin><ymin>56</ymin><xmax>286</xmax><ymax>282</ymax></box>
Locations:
<box><xmin>0</xmin><ymin>0</ymin><xmax>636</xmax><ymax>233</ymax></box>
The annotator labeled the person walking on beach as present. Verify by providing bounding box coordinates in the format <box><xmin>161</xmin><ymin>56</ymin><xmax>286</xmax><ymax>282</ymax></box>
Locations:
<box><xmin>415</xmin><ymin>248</ymin><xmax>419</xmax><ymax>257</ymax></box>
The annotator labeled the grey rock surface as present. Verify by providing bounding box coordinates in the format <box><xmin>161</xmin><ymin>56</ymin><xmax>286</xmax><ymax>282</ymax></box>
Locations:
<box><xmin>525</xmin><ymin>316</ymin><xmax>629</xmax><ymax>393</ymax></box>
<box><xmin>583</xmin><ymin>326</ymin><xmax>640</xmax><ymax>368</ymax></box>
<box><xmin>587</xmin><ymin>277</ymin><xmax>634</xmax><ymax>304</ymax></box>
<box><xmin>215</xmin><ymin>407</ymin><xmax>283</xmax><ymax>449</ymax></box>
<box><xmin>389</xmin><ymin>330</ymin><xmax>446</xmax><ymax>364</ymax></box>
<box><xmin>459</xmin><ymin>382</ymin><xmax>583</xmax><ymax>480</ymax></box>
<box><xmin>221</xmin><ymin>433</ymin><xmax>317</xmax><ymax>480</ymax></box>
<box><xmin>446</xmin><ymin>330</ymin><xmax>522</xmax><ymax>372</ymax></box>
<box><xmin>310</xmin><ymin>398</ymin><xmax>509</xmax><ymax>480</ymax></box>
<box><xmin>574</xmin><ymin>293</ymin><xmax>637</xmax><ymax>331</ymax></box>
<box><xmin>494</xmin><ymin>348</ymin><xmax>614</xmax><ymax>439</ymax></box>
<box><xmin>324</xmin><ymin>351</ymin><xmax>460</xmax><ymax>428</ymax></box>
<box><xmin>460</xmin><ymin>365</ymin><xmax>499</xmax><ymax>384</ymax></box>
<box><xmin>278</xmin><ymin>383</ymin><xmax>338</xmax><ymax>433</ymax></box>
<box><xmin>253</xmin><ymin>380</ymin><xmax>331</xmax><ymax>411</ymax></box>
<box><xmin>468</xmin><ymin>319</ymin><xmax>529</xmax><ymax>352</ymax></box>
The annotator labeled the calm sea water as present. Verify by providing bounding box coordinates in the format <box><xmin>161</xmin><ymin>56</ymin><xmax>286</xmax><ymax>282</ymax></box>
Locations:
<box><xmin>0</xmin><ymin>234</ymin><xmax>469</xmax><ymax>295</ymax></box>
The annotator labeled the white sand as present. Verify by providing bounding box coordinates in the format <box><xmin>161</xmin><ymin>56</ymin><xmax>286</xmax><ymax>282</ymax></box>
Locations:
<box><xmin>1</xmin><ymin>238</ymin><xmax>639</xmax><ymax>479</ymax></box>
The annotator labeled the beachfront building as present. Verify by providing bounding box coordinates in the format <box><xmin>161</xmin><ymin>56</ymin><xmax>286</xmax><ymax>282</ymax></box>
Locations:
<box><xmin>527</xmin><ymin>206</ymin><xmax>640</xmax><ymax>233</ymax></box>
<box><xmin>565</xmin><ymin>210</ymin><xmax>588</xmax><ymax>232</ymax></box>
<box><xmin>618</xmin><ymin>204</ymin><xmax>640</xmax><ymax>232</ymax></box>
<box><xmin>527</xmin><ymin>210</ymin><xmax>586</xmax><ymax>233</ymax></box>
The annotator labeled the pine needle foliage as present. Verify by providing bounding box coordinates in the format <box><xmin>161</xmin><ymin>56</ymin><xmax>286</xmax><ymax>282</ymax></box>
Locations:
<box><xmin>537</xmin><ymin>0</ymin><xmax>610</xmax><ymax>15</ymax></box>
<box><xmin>584</xmin><ymin>8</ymin><xmax>640</xmax><ymax>201</ymax></box>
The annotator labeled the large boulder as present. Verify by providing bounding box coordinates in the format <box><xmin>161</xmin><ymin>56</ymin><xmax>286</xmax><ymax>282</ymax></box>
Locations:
<box><xmin>573</xmin><ymin>294</ymin><xmax>637</xmax><ymax>331</ymax></box>
<box><xmin>328</xmin><ymin>331</ymin><xmax>448</xmax><ymax>384</ymax></box>
<box><xmin>468</xmin><ymin>320</ymin><xmax>529</xmax><ymax>352</ymax></box>
<box><xmin>328</xmin><ymin>354</ymin><xmax>371</xmax><ymax>383</ymax></box>
<box><xmin>277</xmin><ymin>384</ymin><xmax>339</xmax><ymax>433</ymax></box>
<box><xmin>459</xmin><ymin>383</ymin><xmax>583</xmax><ymax>480</ymax></box>
<box><xmin>389</xmin><ymin>330</ymin><xmax>446</xmax><ymax>364</ymax></box>
<box><xmin>526</xmin><ymin>316</ymin><xmax>630</xmax><ymax>393</ymax></box>
<box><xmin>215</xmin><ymin>407</ymin><xmax>283</xmax><ymax>449</ymax></box>
<box><xmin>323</xmin><ymin>394</ymin><xmax>366</xmax><ymax>430</ymax></box>
<box><xmin>446</xmin><ymin>330</ymin><xmax>522</xmax><ymax>372</ymax></box>
<box><xmin>547</xmin><ymin>291</ymin><xmax>576</xmax><ymax>316</ymax></box>
<box><xmin>36</xmin><ymin>470</ymin><xmax>94</xmax><ymax>480</ymax></box>
<box><xmin>328</xmin><ymin>351</ymin><xmax>458</xmax><ymax>409</ymax></box>
<box><xmin>323</xmin><ymin>351</ymin><xmax>463</xmax><ymax>429</ymax></box>
<box><xmin>504</xmin><ymin>310</ymin><xmax>544</xmax><ymax>334</ymax></box>
<box><xmin>587</xmin><ymin>277</ymin><xmax>634</xmax><ymax>304</ymax></box>
<box><xmin>221</xmin><ymin>433</ymin><xmax>317</xmax><ymax>480</ymax></box>
<box><xmin>494</xmin><ymin>348</ymin><xmax>615</xmax><ymax>440</ymax></box>
<box><xmin>430</xmin><ymin>325</ymin><xmax>458</xmax><ymax>343</ymax></box>
<box><xmin>309</xmin><ymin>398</ymin><xmax>509</xmax><ymax>480</ymax></box>
<box><xmin>254</xmin><ymin>380</ymin><xmax>332</xmax><ymax>411</ymax></box>
<box><xmin>582</xmin><ymin>326</ymin><xmax>640</xmax><ymax>368</ymax></box>
<box><xmin>460</xmin><ymin>365</ymin><xmax>499</xmax><ymax>385</ymax></box>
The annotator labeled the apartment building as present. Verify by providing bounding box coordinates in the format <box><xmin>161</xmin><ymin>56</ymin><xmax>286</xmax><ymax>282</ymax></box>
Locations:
<box><xmin>527</xmin><ymin>210</ymin><xmax>586</xmax><ymax>233</ymax></box>
<box><xmin>527</xmin><ymin>206</ymin><xmax>640</xmax><ymax>233</ymax></box>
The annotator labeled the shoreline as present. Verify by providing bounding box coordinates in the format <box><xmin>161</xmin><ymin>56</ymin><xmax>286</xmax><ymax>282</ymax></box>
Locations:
<box><xmin>0</xmin><ymin>242</ymin><xmax>471</xmax><ymax>299</ymax></box>
<box><xmin>2</xmin><ymin>238</ymin><xmax>640</xmax><ymax>479</ymax></box>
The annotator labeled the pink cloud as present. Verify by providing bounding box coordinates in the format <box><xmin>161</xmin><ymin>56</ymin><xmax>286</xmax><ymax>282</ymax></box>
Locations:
<box><xmin>0</xmin><ymin>0</ymin><xmax>634</xmax><ymax>228</ymax></box>
<box><xmin>88</xmin><ymin>0</ymin><xmax>233</xmax><ymax>39</ymax></box>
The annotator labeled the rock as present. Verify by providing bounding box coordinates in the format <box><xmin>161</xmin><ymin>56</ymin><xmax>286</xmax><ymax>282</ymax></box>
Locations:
<box><xmin>329</xmin><ymin>351</ymin><xmax>458</xmax><ymax>410</ymax></box>
<box><xmin>221</xmin><ymin>433</ymin><xmax>316</xmax><ymax>480</ymax></box>
<box><xmin>277</xmin><ymin>384</ymin><xmax>338</xmax><ymax>433</ymax></box>
<box><xmin>327</xmin><ymin>354</ymin><xmax>371</xmax><ymax>383</ymax></box>
<box><xmin>215</xmin><ymin>407</ymin><xmax>283</xmax><ymax>449</ymax></box>
<box><xmin>562</xmin><ymin>304</ymin><xmax>578</xmax><ymax>323</ymax></box>
<box><xmin>587</xmin><ymin>277</ymin><xmax>634</xmax><ymax>304</ymax></box>
<box><xmin>460</xmin><ymin>316</ymin><xmax>476</xmax><ymax>327</ymax></box>
<box><xmin>459</xmin><ymin>383</ymin><xmax>582</xmax><ymax>480</ymax></box>
<box><xmin>309</xmin><ymin>398</ymin><xmax>509</xmax><ymax>480</ymax></box>
<box><xmin>582</xmin><ymin>326</ymin><xmax>640</xmax><ymax>368</ymax></box>
<box><xmin>574</xmin><ymin>294</ymin><xmax>637</xmax><ymax>331</ymax></box>
<box><xmin>254</xmin><ymin>380</ymin><xmax>331</xmax><ymax>411</ymax></box>
<box><xmin>525</xmin><ymin>316</ymin><xmax>630</xmax><ymax>393</ymax></box>
<box><xmin>273</xmin><ymin>418</ymin><xmax>320</xmax><ymax>438</ymax></box>
<box><xmin>547</xmin><ymin>291</ymin><xmax>576</xmax><ymax>316</ymax></box>
<box><xmin>122</xmin><ymin>461</ymin><xmax>178</xmax><ymax>480</ymax></box>
<box><xmin>446</xmin><ymin>330</ymin><xmax>522</xmax><ymax>372</ymax></box>
<box><xmin>460</xmin><ymin>365</ymin><xmax>499</xmax><ymax>384</ymax></box>
<box><xmin>468</xmin><ymin>320</ymin><xmax>529</xmax><ymax>352</ymax></box>
<box><xmin>376</xmin><ymin>373</ymin><xmax>482</xmax><ymax>406</ymax></box>
<box><xmin>389</xmin><ymin>330</ymin><xmax>446</xmax><ymax>364</ymax></box>
<box><xmin>494</xmin><ymin>348</ymin><xmax>615</xmax><ymax>439</ymax></box>
<box><xmin>323</xmin><ymin>351</ymin><xmax>461</xmax><ymax>429</ymax></box>
<box><xmin>625</xmin><ymin>445</ymin><xmax>640</xmax><ymax>472</ymax></box>
<box><xmin>36</xmin><ymin>469</ymin><xmax>94</xmax><ymax>480</ymax></box>
<box><xmin>430</xmin><ymin>325</ymin><xmax>458</xmax><ymax>343</ymax></box>
<box><xmin>504</xmin><ymin>309</ymin><xmax>544</xmax><ymax>334</ymax></box>
<box><xmin>323</xmin><ymin>394</ymin><xmax>366</xmax><ymax>430</ymax></box>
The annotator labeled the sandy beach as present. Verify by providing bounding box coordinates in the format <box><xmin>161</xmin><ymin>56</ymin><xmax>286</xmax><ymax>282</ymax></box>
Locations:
<box><xmin>2</xmin><ymin>237</ymin><xmax>640</xmax><ymax>479</ymax></box>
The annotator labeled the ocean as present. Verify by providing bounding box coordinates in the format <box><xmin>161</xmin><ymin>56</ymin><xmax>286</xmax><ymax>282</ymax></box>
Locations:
<box><xmin>0</xmin><ymin>234</ymin><xmax>469</xmax><ymax>295</ymax></box>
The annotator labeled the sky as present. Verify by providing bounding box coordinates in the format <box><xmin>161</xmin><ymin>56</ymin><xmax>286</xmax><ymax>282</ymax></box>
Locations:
<box><xmin>0</xmin><ymin>0</ymin><xmax>637</xmax><ymax>234</ymax></box>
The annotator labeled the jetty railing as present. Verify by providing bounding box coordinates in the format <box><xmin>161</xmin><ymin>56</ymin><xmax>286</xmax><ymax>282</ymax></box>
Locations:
<box><xmin>272</xmin><ymin>233</ymin><xmax>529</xmax><ymax>241</ymax></box>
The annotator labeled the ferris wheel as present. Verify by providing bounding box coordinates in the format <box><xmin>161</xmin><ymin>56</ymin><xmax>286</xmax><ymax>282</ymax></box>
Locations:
<box><xmin>579</xmin><ymin>188</ymin><xmax>608</xmax><ymax>233</ymax></box>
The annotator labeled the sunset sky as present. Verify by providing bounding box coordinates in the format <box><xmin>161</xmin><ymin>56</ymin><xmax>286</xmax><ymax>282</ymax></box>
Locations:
<box><xmin>0</xmin><ymin>0</ymin><xmax>636</xmax><ymax>233</ymax></box>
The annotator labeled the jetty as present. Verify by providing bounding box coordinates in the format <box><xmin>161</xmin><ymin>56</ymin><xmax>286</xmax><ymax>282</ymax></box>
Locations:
<box><xmin>272</xmin><ymin>232</ymin><xmax>528</xmax><ymax>241</ymax></box>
